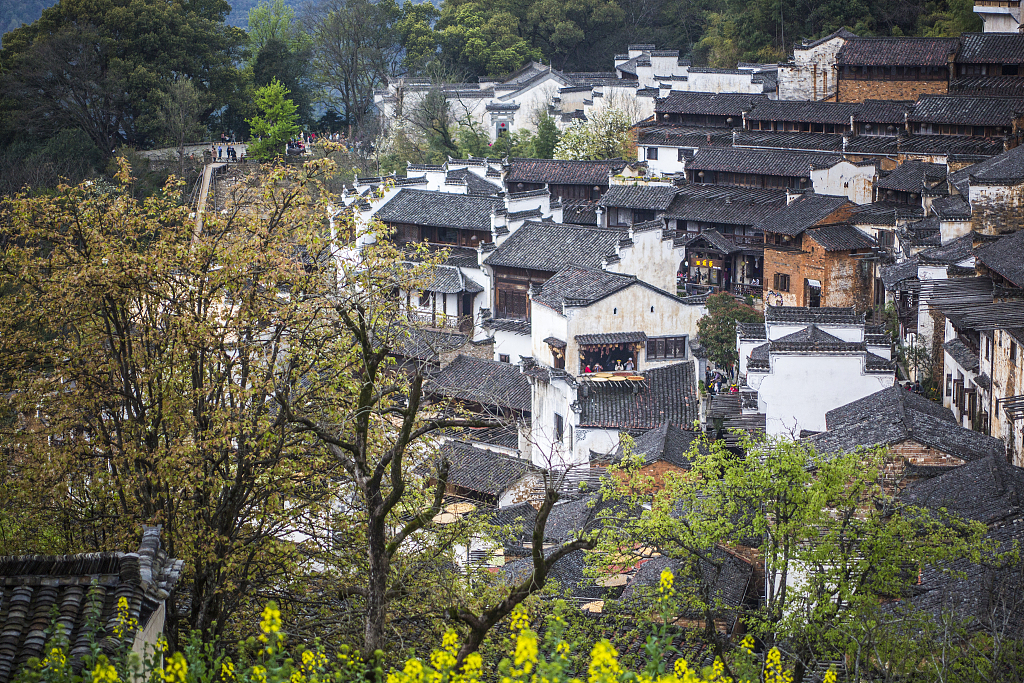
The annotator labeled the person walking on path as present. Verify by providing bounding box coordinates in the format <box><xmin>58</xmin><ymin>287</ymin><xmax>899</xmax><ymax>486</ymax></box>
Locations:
<box><xmin>218</xmin><ymin>145</ymin><xmax>223</xmax><ymax>160</ymax></box>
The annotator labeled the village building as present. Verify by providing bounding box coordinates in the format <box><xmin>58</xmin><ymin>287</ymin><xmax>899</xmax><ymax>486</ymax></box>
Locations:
<box><xmin>974</xmin><ymin>0</ymin><xmax>1024</xmax><ymax>33</ymax></box>
<box><xmin>807</xmin><ymin>384</ymin><xmax>1006</xmax><ymax>471</ymax></box>
<box><xmin>0</xmin><ymin>526</ymin><xmax>183</xmax><ymax>683</ymax></box>
<box><xmin>684</xmin><ymin>148</ymin><xmax>841</xmax><ymax>191</ymax></box>
<box><xmin>522</xmin><ymin>265</ymin><xmax>701</xmax><ymax>466</ymax></box>
<box><xmin>836</xmin><ymin>38</ymin><xmax>958</xmax><ymax>103</ymax></box>
<box><xmin>777</xmin><ymin>28</ymin><xmax>859</xmax><ymax>101</ymax></box>
<box><xmin>741</xmin><ymin>307</ymin><xmax>895</xmax><ymax>436</ymax></box>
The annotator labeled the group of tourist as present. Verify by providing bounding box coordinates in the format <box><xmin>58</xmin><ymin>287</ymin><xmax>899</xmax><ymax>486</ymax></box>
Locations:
<box><xmin>582</xmin><ymin>358</ymin><xmax>635</xmax><ymax>373</ymax></box>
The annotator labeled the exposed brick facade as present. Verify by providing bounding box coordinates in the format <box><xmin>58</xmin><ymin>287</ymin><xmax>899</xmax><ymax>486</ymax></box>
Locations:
<box><xmin>763</xmin><ymin>234</ymin><xmax>875</xmax><ymax>310</ymax></box>
<box><xmin>837</xmin><ymin>79</ymin><xmax>947</xmax><ymax>103</ymax></box>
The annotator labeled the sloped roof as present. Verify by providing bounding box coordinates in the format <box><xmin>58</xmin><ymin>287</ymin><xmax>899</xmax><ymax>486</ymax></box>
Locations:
<box><xmin>396</xmin><ymin>328</ymin><xmax>468</xmax><ymax>363</ymax></box>
<box><xmin>484</xmin><ymin>223</ymin><xmax>623</xmax><ymax>272</ymax></box>
<box><xmin>579</xmin><ymin>361</ymin><xmax>697</xmax><ymax>429</ymax></box>
<box><xmin>961</xmin><ymin>142</ymin><xmax>1024</xmax><ymax>185</ymax></box>
<box><xmin>440</xmin><ymin>441</ymin><xmax>533</xmax><ymax>500</ymax></box>
<box><xmin>957</xmin><ymin>32</ymin><xmax>1024</xmax><ymax>64</ymax></box>
<box><xmin>533</xmin><ymin>266</ymin><xmax>636</xmax><ymax>310</ymax></box>
<box><xmin>764</xmin><ymin>306</ymin><xmax>862</xmax><ymax>324</ymax></box>
<box><xmin>975</xmin><ymin>229</ymin><xmax>1024</xmax><ymax>287</ymax></box>
<box><xmin>504</xmin><ymin>158</ymin><xmax>625</xmax><ymax>186</ymax></box>
<box><xmin>732</xmin><ymin>131</ymin><xmax>845</xmax><ymax>153</ymax></box>
<box><xmin>446</xmin><ymin>168</ymin><xmax>501</xmax><ymax>195</ymax></box>
<box><xmin>745</xmin><ymin>100</ymin><xmax>861</xmax><ymax>125</ymax></box>
<box><xmin>654</xmin><ymin>92</ymin><xmax>766</xmax><ymax>116</ymax></box>
<box><xmin>850</xmin><ymin>201</ymin><xmax>924</xmax><ymax>226</ymax></box>
<box><xmin>636</xmin><ymin>125</ymin><xmax>733</xmax><ymax>147</ymax></box>
<box><xmin>930</xmin><ymin>195</ymin><xmax>972</xmax><ymax>220</ymax></box>
<box><xmin>918</xmin><ymin>231</ymin><xmax>975</xmax><ymax>265</ymax></box>
<box><xmin>417</xmin><ymin>263</ymin><xmax>484</xmax><ymax>294</ymax></box>
<box><xmin>0</xmin><ymin>527</ymin><xmax>183</xmax><ymax>683</ymax></box>
<box><xmin>876</xmin><ymin>160</ymin><xmax>948</xmax><ymax>193</ymax></box>
<box><xmin>794</xmin><ymin>27</ymin><xmax>858</xmax><ymax>51</ymax></box>
<box><xmin>907</xmin><ymin>95</ymin><xmax>1024</xmax><ymax>126</ymax></box>
<box><xmin>810</xmin><ymin>386</ymin><xmax>1005</xmax><ymax>462</ymax></box>
<box><xmin>770</xmin><ymin>324</ymin><xmax>864</xmax><ymax>352</ymax></box>
<box><xmin>687</xmin><ymin>148</ymin><xmax>841</xmax><ymax>178</ymax></box>
<box><xmin>427</xmin><ymin>354</ymin><xmax>531</xmax><ymax>412</ymax></box>
<box><xmin>943</xmin><ymin>338</ymin><xmax>980</xmax><ymax>373</ymax></box>
<box><xmin>805</xmin><ymin>223</ymin><xmax>876</xmax><ymax>251</ymax></box>
<box><xmin>682</xmin><ymin>229</ymin><xmax>743</xmax><ymax>254</ymax></box>
<box><xmin>837</xmin><ymin>37</ymin><xmax>958</xmax><ymax>66</ymax></box>
<box><xmin>375</xmin><ymin>189</ymin><xmax>500</xmax><ymax>230</ymax></box>
<box><xmin>561</xmin><ymin>199</ymin><xmax>599</xmax><ymax>226</ymax></box>
<box><xmin>607</xmin><ymin>422</ymin><xmax>705</xmax><ymax>468</ymax></box>
<box><xmin>598</xmin><ymin>185</ymin><xmax>677</xmax><ymax>211</ymax></box>
<box><xmin>900</xmin><ymin>455</ymin><xmax>1024</xmax><ymax>525</ymax></box>
<box><xmin>879</xmin><ymin>256</ymin><xmax>920</xmax><ymax>290</ymax></box>
<box><xmin>755</xmin><ymin>193</ymin><xmax>852</xmax><ymax>236</ymax></box>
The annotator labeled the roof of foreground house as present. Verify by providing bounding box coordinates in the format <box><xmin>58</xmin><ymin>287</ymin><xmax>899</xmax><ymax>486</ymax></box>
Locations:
<box><xmin>427</xmin><ymin>354</ymin><xmax>532</xmax><ymax>412</ymax></box>
<box><xmin>485</xmin><ymin>223</ymin><xmax>623</xmax><ymax>272</ymax></box>
<box><xmin>0</xmin><ymin>527</ymin><xmax>183</xmax><ymax>683</ymax></box>
<box><xmin>579</xmin><ymin>362</ymin><xmax>697</xmax><ymax>430</ymax></box>
<box><xmin>504</xmin><ymin>158</ymin><xmax>626</xmax><ymax>186</ymax></box>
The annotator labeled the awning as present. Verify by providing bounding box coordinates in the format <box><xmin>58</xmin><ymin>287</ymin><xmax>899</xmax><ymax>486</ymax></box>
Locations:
<box><xmin>543</xmin><ymin>336</ymin><xmax>567</xmax><ymax>349</ymax></box>
<box><xmin>576</xmin><ymin>332</ymin><xmax>648</xmax><ymax>345</ymax></box>
<box><xmin>806</xmin><ymin>279</ymin><xmax>821</xmax><ymax>288</ymax></box>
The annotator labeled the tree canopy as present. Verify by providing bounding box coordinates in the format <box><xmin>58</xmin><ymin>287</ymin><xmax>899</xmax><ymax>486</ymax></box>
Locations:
<box><xmin>696</xmin><ymin>292</ymin><xmax>764</xmax><ymax>374</ymax></box>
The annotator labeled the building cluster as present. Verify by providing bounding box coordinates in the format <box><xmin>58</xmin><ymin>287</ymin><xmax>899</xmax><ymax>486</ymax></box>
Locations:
<box><xmin>4</xmin><ymin>8</ymin><xmax>1024</xmax><ymax>672</ymax></box>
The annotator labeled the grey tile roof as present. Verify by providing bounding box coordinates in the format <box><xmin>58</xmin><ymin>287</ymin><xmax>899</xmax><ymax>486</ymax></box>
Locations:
<box><xmin>446</xmin><ymin>168</ymin><xmax>501</xmax><ymax>195</ymax></box>
<box><xmin>396</xmin><ymin>328</ymin><xmax>468</xmax><ymax>363</ymax></box>
<box><xmin>732</xmin><ymin>131</ymin><xmax>845</xmax><ymax>153</ymax></box>
<box><xmin>655</xmin><ymin>92</ymin><xmax>766</xmax><ymax>116</ymax></box>
<box><xmin>440</xmin><ymin>441</ymin><xmax>532</xmax><ymax>501</ymax></box>
<box><xmin>880</xmin><ymin>256</ymin><xmax>920</xmax><ymax>290</ymax></box>
<box><xmin>609</xmin><ymin>422</ymin><xmax>705</xmax><ymax>468</ymax></box>
<box><xmin>577</xmin><ymin>332</ymin><xmax>648</xmax><ymax>345</ymax></box>
<box><xmin>0</xmin><ymin>527</ymin><xmax>183</xmax><ymax>683</ymax></box>
<box><xmin>375</xmin><ymin>189</ymin><xmax>500</xmax><ymax>230</ymax></box>
<box><xmin>811</xmin><ymin>386</ymin><xmax>1005</xmax><ymax>462</ymax></box>
<box><xmin>905</xmin><ymin>216</ymin><xmax>941</xmax><ymax>246</ymax></box>
<box><xmin>876</xmin><ymin>160</ymin><xmax>948</xmax><ymax>193</ymax></box>
<box><xmin>850</xmin><ymin>201</ymin><xmax>924</xmax><ymax>226</ymax></box>
<box><xmin>665</xmin><ymin>194</ymin><xmax>785</xmax><ymax>227</ymax></box>
<box><xmin>427</xmin><ymin>354</ymin><xmax>531</xmax><ymax>412</ymax></box>
<box><xmin>949</xmin><ymin>75</ymin><xmax>1024</xmax><ymax>97</ymax></box>
<box><xmin>900</xmin><ymin>455</ymin><xmax>1024</xmax><ymax>525</ymax></box>
<box><xmin>533</xmin><ymin>266</ymin><xmax>636</xmax><ymax>310</ymax></box>
<box><xmin>482</xmin><ymin>317</ymin><xmax>532</xmax><ymax>335</ymax></box>
<box><xmin>501</xmin><ymin>548</ymin><xmax>605</xmax><ymax>599</ymax></box>
<box><xmin>579</xmin><ymin>361</ymin><xmax>697</xmax><ymax>429</ymax></box>
<box><xmin>560</xmin><ymin>199</ymin><xmax>598</xmax><ymax>226</ymax></box>
<box><xmin>736</xmin><ymin>322</ymin><xmax>767</xmax><ymax>339</ymax></box>
<box><xmin>975</xmin><ymin>229</ymin><xmax>1024</xmax><ymax>287</ymax></box>
<box><xmin>636</xmin><ymin>125</ymin><xmax>733</xmax><ymax>147</ymax></box>
<box><xmin>907</xmin><ymin>95</ymin><xmax>1024</xmax><ymax>127</ymax></box>
<box><xmin>957</xmin><ymin>32</ymin><xmax>1024</xmax><ymax>64</ymax></box>
<box><xmin>484</xmin><ymin>223</ymin><xmax>623</xmax><ymax>272</ymax></box>
<box><xmin>770</xmin><ymin>324</ymin><xmax>864</xmax><ymax>352</ymax></box>
<box><xmin>681</xmin><ymin>229</ymin><xmax>743</xmax><ymax>254</ymax></box>
<box><xmin>837</xmin><ymin>37</ymin><xmax>958</xmax><ymax>66</ymax></box>
<box><xmin>687</xmin><ymin>148</ymin><xmax>841</xmax><ymax>178</ymax></box>
<box><xmin>755</xmin><ymin>193</ymin><xmax>852</xmax><ymax>236</ymax></box>
<box><xmin>918</xmin><ymin>231</ymin><xmax>975</xmax><ymax>265</ymax></box>
<box><xmin>598</xmin><ymin>185</ymin><xmax>677</xmax><ymax>211</ymax></box>
<box><xmin>898</xmin><ymin>134</ymin><xmax>1006</xmax><ymax>158</ymax></box>
<box><xmin>764</xmin><ymin>306</ymin><xmax>862</xmax><ymax>324</ymax></box>
<box><xmin>805</xmin><ymin>223</ymin><xmax>876</xmax><ymax>251</ymax></box>
<box><xmin>855</xmin><ymin>99</ymin><xmax>915</xmax><ymax>123</ymax></box>
<box><xmin>794</xmin><ymin>27</ymin><xmax>858</xmax><ymax>51</ymax></box>
<box><xmin>843</xmin><ymin>135</ymin><xmax>899</xmax><ymax>155</ymax></box>
<box><xmin>930</xmin><ymin>195</ymin><xmax>972</xmax><ymax>219</ymax></box>
<box><xmin>943</xmin><ymin>338</ymin><xmax>980</xmax><ymax>373</ymax></box>
<box><xmin>959</xmin><ymin>142</ymin><xmax>1024</xmax><ymax>185</ymax></box>
<box><xmin>415</xmin><ymin>263</ymin><xmax>484</xmax><ymax>294</ymax></box>
<box><xmin>826</xmin><ymin>384</ymin><xmax>955</xmax><ymax>429</ymax></box>
<box><xmin>745</xmin><ymin>100</ymin><xmax>861</xmax><ymax>125</ymax></box>
<box><xmin>504</xmin><ymin>158</ymin><xmax>625</xmax><ymax>186</ymax></box>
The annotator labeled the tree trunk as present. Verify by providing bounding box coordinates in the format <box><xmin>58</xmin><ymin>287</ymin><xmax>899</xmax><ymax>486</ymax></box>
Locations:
<box><xmin>364</xmin><ymin>504</ymin><xmax>389</xmax><ymax>656</ymax></box>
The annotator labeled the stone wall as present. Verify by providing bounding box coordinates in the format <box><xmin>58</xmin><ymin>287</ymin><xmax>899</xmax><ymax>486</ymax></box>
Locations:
<box><xmin>778</xmin><ymin>37</ymin><xmax>846</xmax><ymax>102</ymax></box>
<box><xmin>837</xmin><ymin>78</ymin><xmax>947</xmax><ymax>103</ymax></box>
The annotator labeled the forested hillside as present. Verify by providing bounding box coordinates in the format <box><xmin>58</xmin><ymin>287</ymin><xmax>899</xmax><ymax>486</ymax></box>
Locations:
<box><xmin>2</xmin><ymin>0</ymin><xmax>981</xmax><ymax>62</ymax></box>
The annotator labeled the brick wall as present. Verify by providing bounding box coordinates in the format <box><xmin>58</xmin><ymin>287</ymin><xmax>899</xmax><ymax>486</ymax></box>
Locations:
<box><xmin>837</xmin><ymin>78</ymin><xmax>947</xmax><ymax>103</ymax></box>
<box><xmin>889</xmin><ymin>439</ymin><xmax>967</xmax><ymax>466</ymax></box>
<box><xmin>763</xmin><ymin>240</ymin><xmax>873</xmax><ymax>310</ymax></box>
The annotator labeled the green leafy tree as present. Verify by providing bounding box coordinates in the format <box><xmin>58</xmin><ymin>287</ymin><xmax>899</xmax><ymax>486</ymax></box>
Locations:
<box><xmin>247</xmin><ymin>79</ymin><xmax>302</xmax><ymax>159</ymax></box>
<box><xmin>0</xmin><ymin>0</ymin><xmax>245</xmax><ymax>153</ymax></box>
<box><xmin>253</xmin><ymin>38</ymin><xmax>315</xmax><ymax>126</ymax></box>
<box><xmin>553</xmin><ymin>107</ymin><xmax>632</xmax><ymax>160</ymax></box>
<box><xmin>598</xmin><ymin>434</ymin><xmax>989</xmax><ymax>681</ymax></box>
<box><xmin>434</xmin><ymin>2</ymin><xmax>543</xmax><ymax>77</ymax></box>
<box><xmin>158</xmin><ymin>78</ymin><xmax>209</xmax><ymax>177</ymax></box>
<box><xmin>695</xmin><ymin>292</ymin><xmax>763</xmax><ymax>375</ymax></box>
<box><xmin>533</xmin><ymin>113</ymin><xmax>560</xmax><ymax>159</ymax></box>
<box><xmin>247</xmin><ymin>0</ymin><xmax>312</xmax><ymax>55</ymax></box>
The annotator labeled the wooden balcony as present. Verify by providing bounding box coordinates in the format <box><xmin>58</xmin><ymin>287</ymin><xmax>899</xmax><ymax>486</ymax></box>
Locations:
<box><xmin>408</xmin><ymin>310</ymin><xmax>473</xmax><ymax>333</ymax></box>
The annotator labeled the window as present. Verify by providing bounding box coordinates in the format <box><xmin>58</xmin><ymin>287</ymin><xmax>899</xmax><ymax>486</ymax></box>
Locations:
<box><xmin>773</xmin><ymin>272</ymin><xmax>790</xmax><ymax>292</ymax></box>
<box><xmin>985</xmin><ymin>336</ymin><xmax>991</xmax><ymax>361</ymax></box>
<box><xmin>499</xmin><ymin>354</ymin><xmax>510</xmax><ymax>363</ymax></box>
<box><xmin>647</xmin><ymin>147</ymin><xmax>659</xmax><ymax>160</ymax></box>
<box><xmin>648</xmin><ymin>336</ymin><xmax>688</xmax><ymax>360</ymax></box>
<box><xmin>1012</xmin><ymin>340</ymin><xmax>1018</xmax><ymax>363</ymax></box>
<box><xmin>946</xmin><ymin>373</ymin><xmax>952</xmax><ymax>397</ymax></box>
<box><xmin>678</xmin><ymin>148</ymin><xmax>687</xmax><ymax>162</ymax></box>
<box><xmin>554</xmin><ymin>413</ymin><xmax>564</xmax><ymax>442</ymax></box>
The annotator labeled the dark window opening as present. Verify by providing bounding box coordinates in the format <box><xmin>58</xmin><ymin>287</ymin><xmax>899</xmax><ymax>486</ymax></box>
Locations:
<box><xmin>499</xmin><ymin>354</ymin><xmax>510</xmax><ymax>363</ymax></box>
<box><xmin>554</xmin><ymin>413</ymin><xmax>564</xmax><ymax>442</ymax></box>
<box><xmin>647</xmin><ymin>147</ymin><xmax>658</xmax><ymax>160</ymax></box>
<box><xmin>773</xmin><ymin>273</ymin><xmax>790</xmax><ymax>292</ymax></box>
<box><xmin>647</xmin><ymin>336</ymin><xmax>688</xmax><ymax>360</ymax></box>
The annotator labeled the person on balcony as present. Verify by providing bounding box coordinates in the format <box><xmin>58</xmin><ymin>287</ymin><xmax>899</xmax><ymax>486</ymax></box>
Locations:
<box><xmin>625</xmin><ymin>358</ymin><xmax>634</xmax><ymax>372</ymax></box>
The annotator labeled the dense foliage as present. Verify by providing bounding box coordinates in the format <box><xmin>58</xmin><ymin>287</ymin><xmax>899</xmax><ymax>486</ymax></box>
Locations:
<box><xmin>696</xmin><ymin>293</ymin><xmax>764</xmax><ymax>375</ymax></box>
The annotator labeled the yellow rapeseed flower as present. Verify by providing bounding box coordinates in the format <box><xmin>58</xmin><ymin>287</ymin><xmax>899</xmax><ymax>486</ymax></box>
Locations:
<box><xmin>91</xmin><ymin>656</ymin><xmax>119</xmax><ymax>683</ymax></box>
<box><xmin>587</xmin><ymin>640</ymin><xmax>622</xmax><ymax>683</ymax></box>
<box><xmin>158</xmin><ymin>652</ymin><xmax>188</xmax><ymax>683</ymax></box>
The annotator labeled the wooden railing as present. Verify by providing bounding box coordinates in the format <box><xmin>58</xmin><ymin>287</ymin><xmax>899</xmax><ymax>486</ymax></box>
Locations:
<box><xmin>408</xmin><ymin>310</ymin><xmax>473</xmax><ymax>333</ymax></box>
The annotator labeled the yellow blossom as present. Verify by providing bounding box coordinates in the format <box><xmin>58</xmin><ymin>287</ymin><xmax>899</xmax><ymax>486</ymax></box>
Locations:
<box><xmin>91</xmin><ymin>656</ymin><xmax>119</xmax><ymax>683</ymax></box>
<box><xmin>158</xmin><ymin>652</ymin><xmax>188</xmax><ymax>683</ymax></box>
<box><xmin>587</xmin><ymin>640</ymin><xmax>622</xmax><ymax>683</ymax></box>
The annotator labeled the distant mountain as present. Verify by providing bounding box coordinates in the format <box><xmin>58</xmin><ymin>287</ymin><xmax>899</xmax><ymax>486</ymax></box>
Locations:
<box><xmin>0</xmin><ymin>0</ymin><xmax>55</xmax><ymax>39</ymax></box>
